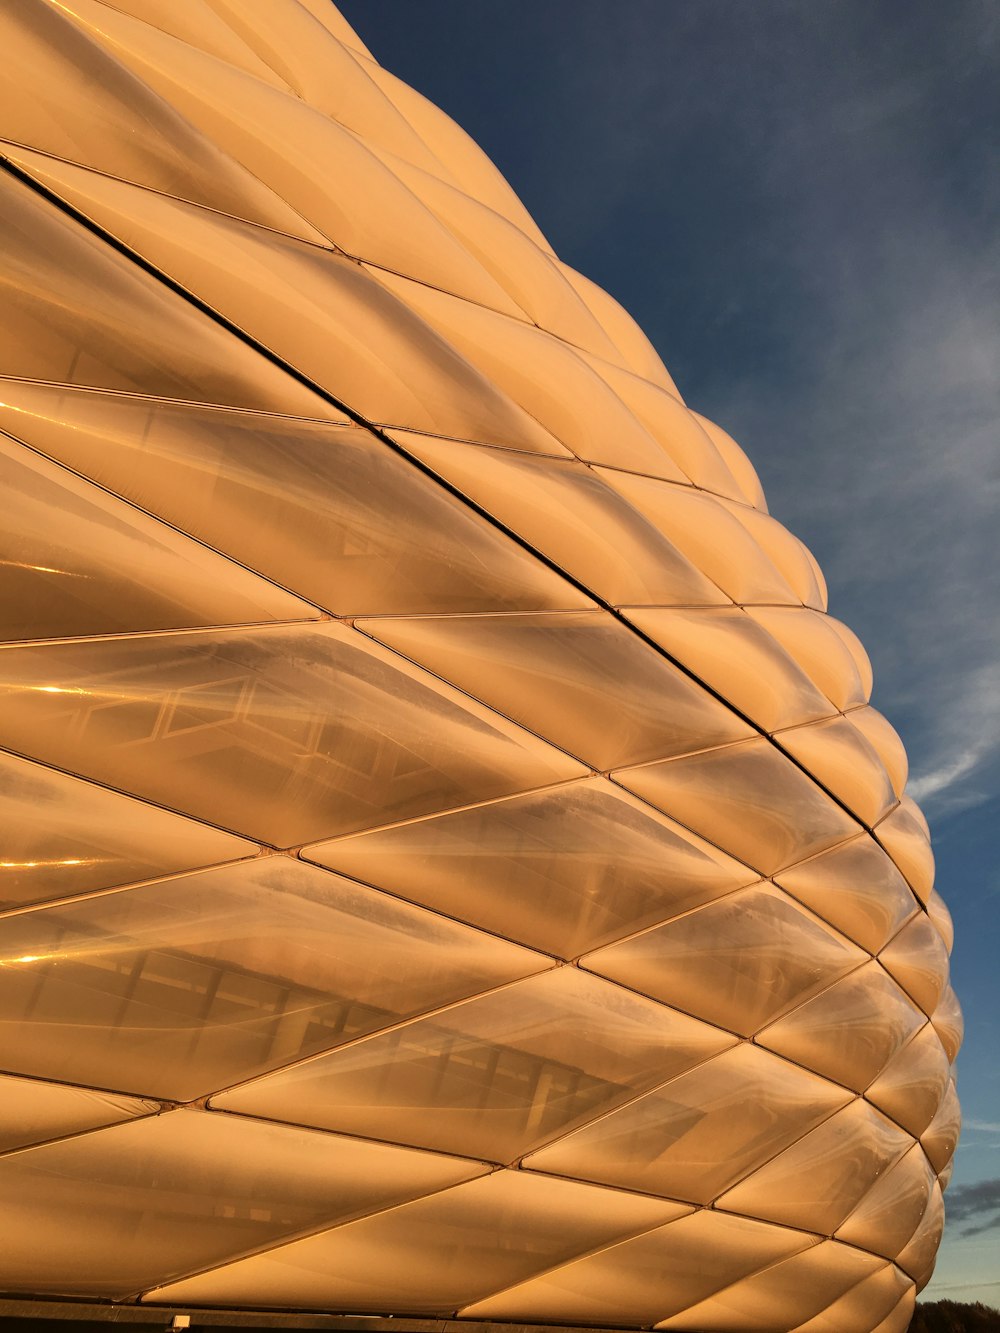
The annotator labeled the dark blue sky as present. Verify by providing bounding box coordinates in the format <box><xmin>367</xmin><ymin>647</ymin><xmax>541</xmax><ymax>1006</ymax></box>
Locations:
<box><xmin>338</xmin><ymin>0</ymin><xmax>999</xmax><ymax>1303</ymax></box>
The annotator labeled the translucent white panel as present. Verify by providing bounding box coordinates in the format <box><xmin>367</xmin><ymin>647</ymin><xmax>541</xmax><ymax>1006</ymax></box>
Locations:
<box><xmin>50</xmin><ymin>10</ymin><xmax>521</xmax><ymax>314</ymax></box>
<box><xmin>357</xmin><ymin>611</ymin><xmax>752</xmax><ymax>772</ymax></box>
<box><xmin>774</xmin><ymin>834</ymin><xmax>918</xmax><ymax>954</ymax></box>
<box><xmin>0</xmin><ymin>857</ymin><xmax>545</xmax><ymax>1099</ymax></box>
<box><xmin>846</xmin><ymin>706</ymin><xmax>909</xmax><ymax>796</ymax></box>
<box><xmin>0</xmin><ymin>622</ymin><xmax>585</xmax><ymax>847</ymax></box>
<box><xmin>215</xmin><ymin>967</ymin><xmax>735</xmax><ymax>1161</ymax></box>
<box><xmin>862</xmin><ymin>1025</ymin><xmax>952</xmax><ymax>1138</ymax></box>
<box><xmin>720</xmin><ymin>501</ymin><xmax>826</xmax><ymax>609</ymax></box>
<box><xmin>788</xmin><ymin>1265</ymin><xmax>913</xmax><ymax>1333</ymax></box>
<box><xmin>370</xmin><ymin>270</ymin><xmax>685</xmax><ymax>478</ymax></box>
<box><xmin>616</xmin><ymin>738</ymin><xmax>861</xmax><ymax>876</ymax></box>
<box><xmin>306</xmin><ymin>778</ymin><xmax>755</xmax><ymax>958</ymax></box>
<box><xmin>877</xmin><ymin>800</ymin><xmax>935</xmax><ymax>904</ymax></box>
<box><xmin>775</xmin><ymin>714</ymin><xmax>898</xmax><ymax>827</ymax></box>
<box><xmin>920</xmin><ymin>1080</ymin><xmax>960</xmax><ymax>1173</ymax></box>
<box><xmin>524</xmin><ymin>1042</ymin><xmax>851</xmax><ymax>1204</ymax></box>
<box><xmin>0</xmin><ymin>1108</ymin><xmax>480</xmax><ymax>1298</ymax></box>
<box><xmin>747</xmin><ymin>607</ymin><xmax>870</xmax><ymax>710</ymax></box>
<box><xmin>926</xmin><ymin>888</ymin><xmax>955</xmax><ymax>952</ymax></box>
<box><xmin>0</xmin><ymin>171</ymin><xmax>335</xmax><ymax>417</ymax></box>
<box><xmin>393</xmin><ymin>432</ymin><xmax>729</xmax><ymax>607</ymax></box>
<box><xmin>655</xmin><ymin>1241</ymin><xmax>885</xmax><ymax>1331</ymax></box>
<box><xmin>878</xmin><ymin>914</ymin><xmax>950</xmax><ymax>1016</ymax></box>
<box><xmin>463</xmin><ymin>1210</ymin><xmax>814</xmax><ymax>1325</ymax></box>
<box><xmin>0</xmin><ymin>8</ymin><xmax>310</xmax><ymax>233</ymax></box>
<box><xmin>930</xmin><ymin>985</ymin><xmax>963</xmax><ymax>1062</ymax></box>
<box><xmin>598</xmin><ymin>471</ymin><xmax>802</xmax><ymax>605</ymax></box>
<box><xmin>583</xmin><ymin>884</ymin><xmax>865</xmax><ymax>1036</ymax></box>
<box><xmin>0</xmin><ymin>433</ymin><xmax>314</xmax><ymax>640</ymax></box>
<box><xmin>0</xmin><ymin>748</ymin><xmax>254</xmax><ymax>911</ymax></box>
<box><xmin>896</xmin><ymin>1183</ymin><xmax>944</xmax><ymax>1287</ymax></box>
<box><xmin>758</xmin><ymin>962</ymin><xmax>925</xmax><ymax>1091</ymax></box>
<box><xmin>869</xmin><ymin>1287</ymin><xmax>918</xmax><ymax>1333</ymax></box>
<box><xmin>0</xmin><ymin>1073</ymin><xmax>156</xmax><ymax>1154</ymax></box>
<box><xmin>690</xmin><ymin>412</ymin><xmax>767</xmax><ymax>510</ymax></box>
<box><xmin>836</xmin><ymin>1144</ymin><xmax>937</xmax><ymax>1257</ymax></box>
<box><xmin>625</xmin><ymin>607</ymin><xmax>835</xmax><ymax>732</ymax></box>
<box><xmin>716</xmin><ymin>1098</ymin><xmax>913</xmax><ymax>1232</ymax></box>
<box><xmin>147</xmin><ymin>1168</ymin><xmax>685</xmax><ymax>1313</ymax></box>
<box><xmin>0</xmin><ymin>383</ymin><xmax>583</xmax><ymax>617</ymax></box>
<box><xmin>574</xmin><ymin>354</ymin><xmax>745</xmax><ymax>497</ymax></box>
<box><xmin>8</xmin><ymin>151</ymin><xmax>566</xmax><ymax>455</ymax></box>
<box><xmin>558</xmin><ymin>260</ymin><xmax>679</xmax><ymax>392</ymax></box>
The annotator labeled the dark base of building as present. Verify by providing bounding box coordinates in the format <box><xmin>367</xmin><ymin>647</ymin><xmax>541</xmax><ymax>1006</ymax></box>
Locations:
<box><xmin>0</xmin><ymin>1301</ymin><xmax>628</xmax><ymax>1333</ymax></box>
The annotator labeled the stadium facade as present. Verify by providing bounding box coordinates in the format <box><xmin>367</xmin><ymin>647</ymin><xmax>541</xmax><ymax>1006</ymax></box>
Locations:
<box><xmin>0</xmin><ymin>3</ymin><xmax>960</xmax><ymax>1331</ymax></box>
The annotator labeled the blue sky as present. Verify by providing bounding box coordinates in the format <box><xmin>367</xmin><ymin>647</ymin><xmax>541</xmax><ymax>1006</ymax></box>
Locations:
<box><xmin>338</xmin><ymin>0</ymin><xmax>999</xmax><ymax>1305</ymax></box>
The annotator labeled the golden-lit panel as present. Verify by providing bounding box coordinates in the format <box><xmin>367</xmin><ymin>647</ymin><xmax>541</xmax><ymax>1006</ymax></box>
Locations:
<box><xmin>597</xmin><ymin>470</ymin><xmax>804</xmax><ymax>605</ymax></box>
<box><xmin>758</xmin><ymin>961</ymin><xmax>926</xmax><ymax>1091</ymax></box>
<box><xmin>372</xmin><ymin>269</ymin><xmax>689</xmax><ymax>479</ymax></box>
<box><xmin>0</xmin><ymin>747</ymin><xmax>254</xmax><ymax>911</ymax></box>
<box><xmin>0</xmin><ymin>622</ymin><xmax>585</xmax><ymax>847</ymax></box>
<box><xmin>306</xmin><ymin>779</ymin><xmax>756</xmax><ymax>958</ymax></box>
<box><xmin>920</xmin><ymin>1081</ymin><xmax>961</xmax><ymax>1174</ymax></box>
<box><xmin>0</xmin><ymin>1072</ymin><xmax>157</xmax><ymax>1154</ymax></box>
<box><xmin>523</xmin><ymin>1042</ymin><xmax>852</xmax><ymax>1203</ymax></box>
<box><xmin>654</xmin><ymin>1241</ymin><xmax>886</xmax><ymax>1331</ymax></box>
<box><xmin>775</xmin><ymin>713</ymin><xmax>898</xmax><ymax>828</ymax></box>
<box><xmin>624</xmin><ymin>606</ymin><xmax>835</xmax><ymax>732</ymax></box>
<box><xmin>788</xmin><ymin>1264</ymin><xmax>914</xmax><ymax>1333</ymax></box>
<box><xmin>7</xmin><ymin>147</ymin><xmax>567</xmax><ymax>456</ymax></box>
<box><xmin>0</xmin><ymin>1107</ymin><xmax>483</xmax><ymax>1298</ymax></box>
<box><xmin>716</xmin><ymin>1098</ymin><xmax>914</xmax><ymax>1233</ymax></box>
<box><xmin>0</xmin><ymin>169</ymin><xmax>336</xmax><ymax>418</ymax></box>
<box><xmin>582</xmin><ymin>883</ymin><xmax>866</xmax><ymax>1035</ymax></box>
<box><xmin>214</xmin><ymin>967</ymin><xmax>736</xmax><ymax>1161</ymax></box>
<box><xmin>463</xmin><ymin>1210</ymin><xmax>815</xmax><ymax>1325</ymax></box>
<box><xmin>0</xmin><ymin>385</ymin><xmax>584</xmax><ymax>618</ymax></box>
<box><xmin>0</xmin><ymin>6</ymin><xmax>309</xmax><ymax>233</ymax></box>
<box><xmin>0</xmin><ymin>432</ymin><xmax>315</xmax><ymax>639</ymax></box>
<box><xmin>836</xmin><ymin>1144</ymin><xmax>938</xmax><ymax>1258</ymax></box>
<box><xmin>773</xmin><ymin>834</ymin><xmax>919</xmax><ymax>954</ymax></box>
<box><xmin>616</xmin><ymin>737</ymin><xmax>861</xmax><ymax>876</ymax></box>
<box><xmin>0</xmin><ymin>857</ymin><xmax>548</xmax><ymax>1100</ymax></box>
<box><xmin>747</xmin><ymin>606</ymin><xmax>872</xmax><ymax>710</ymax></box>
<box><xmin>866</xmin><ymin>1024</ymin><xmax>953</xmax><ymax>1137</ymax></box>
<box><xmin>0</xmin><ymin>0</ymin><xmax>957</xmax><ymax>1322</ymax></box>
<box><xmin>878</xmin><ymin>912</ymin><xmax>951</xmax><ymax>1015</ymax></box>
<box><xmin>877</xmin><ymin>798</ymin><xmax>936</xmax><ymax>904</ymax></box>
<box><xmin>146</xmin><ymin>1169</ymin><xmax>687</xmax><ymax>1313</ymax></box>
<box><xmin>357</xmin><ymin>611</ymin><xmax>752</xmax><ymax>772</ymax></box>
<box><xmin>392</xmin><ymin>431</ymin><xmax>728</xmax><ymax>607</ymax></box>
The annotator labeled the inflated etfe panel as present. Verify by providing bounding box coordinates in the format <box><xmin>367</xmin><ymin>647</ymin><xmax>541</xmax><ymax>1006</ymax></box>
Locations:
<box><xmin>0</xmin><ymin>4</ymin><xmax>959</xmax><ymax>1331</ymax></box>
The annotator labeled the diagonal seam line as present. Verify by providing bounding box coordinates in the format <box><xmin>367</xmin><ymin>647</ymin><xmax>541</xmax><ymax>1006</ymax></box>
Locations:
<box><xmin>0</xmin><ymin>155</ymin><xmax>929</xmax><ymax>898</ymax></box>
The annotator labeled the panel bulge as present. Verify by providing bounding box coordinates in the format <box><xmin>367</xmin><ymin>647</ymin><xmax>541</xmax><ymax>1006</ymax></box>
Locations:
<box><xmin>0</xmin><ymin>396</ymin><xmax>586</xmax><ymax>623</ymax></box>
<box><xmin>353</xmin><ymin>611</ymin><xmax>755</xmax><ymax>775</ymax></box>
<box><xmin>0</xmin><ymin>1103</ymin><xmax>489</xmax><ymax>1302</ymax></box>
<box><xmin>0</xmin><ymin>426</ymin><xmax>325</xmax><ymax>641</ymax></box>
<box><xmin>303</xmin><ymin>778</ymin><xmax>761</xmax><ymax>962</ymax></box>
<box><xmin>0</xmin><ymin>620</ymin><xmax>590</xmax><ymax>849</ymax></box>
<box><xmin>0</xmin><ymin>745</ymin><xmax>259</xmax><ymax>913</ymax></box>
<box><xmin>17</xmin><ymin>8</ymin><xmax>528</xmax><ymax>317</ymax></box>
<box><xmin>141</xmin><ymin>1164</ymin><xmax>693</xmax><ymax>1314</ymax></box>
<box><xmin>5</xmin><ymin>149</ymin><xmax>572</xmax><ymax>457</ymax></box>
<box><xmin>210</xmin><ymin>965</ymin><xmax>738</xmax><ymax>1168</ymax></box>
<box><xmin>0</xmin><ymin>852</ymin><xmax>553</xmax><ymax>1103</ymax></box>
